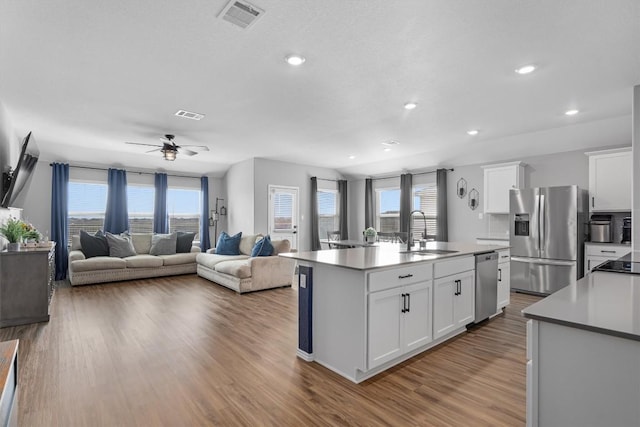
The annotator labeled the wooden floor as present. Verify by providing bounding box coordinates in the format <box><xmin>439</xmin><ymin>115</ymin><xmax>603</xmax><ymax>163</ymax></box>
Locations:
<box><xmin>0</xmin><ymin>275</ymin><xmax>541</xmax><ymax>426</ymax></box>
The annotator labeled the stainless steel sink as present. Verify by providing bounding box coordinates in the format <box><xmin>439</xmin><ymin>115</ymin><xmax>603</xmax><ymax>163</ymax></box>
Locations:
<box><xmin>400</xmin><ymin>249</ymin><xmax>459</xmax><ymax>255</ymax></box>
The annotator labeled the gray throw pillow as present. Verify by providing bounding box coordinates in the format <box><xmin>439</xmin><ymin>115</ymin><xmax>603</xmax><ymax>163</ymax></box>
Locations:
<box><xmin>80</xmin><ymin>230</ymin><xmax>109</xmax><ymax>258</ymax></box>
<box><xmin>150</xmin><ymin>232</ymin><xmax>177</xmax><ymax>255</ymax></box>
<box><xmin>176</xmin><ymin>231</ymin><xmax>196</xmax><ymax>253</ymax></box>
<box><xmin>105</xmin><ymin>232</ymin><xmax>137</xmax><ymax>258</ymax></box>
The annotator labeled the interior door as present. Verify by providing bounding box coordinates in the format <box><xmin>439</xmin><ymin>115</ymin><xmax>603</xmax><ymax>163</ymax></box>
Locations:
<box><xmin>268</xmin><ymin>185</ymin><xmax>299</xmax><ymax>250</ymax></box>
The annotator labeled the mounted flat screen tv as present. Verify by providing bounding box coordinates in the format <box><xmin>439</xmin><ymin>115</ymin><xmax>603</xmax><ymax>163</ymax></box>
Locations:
<box><xmin>1</xmin><ymin>131</ymin><xmax>39</xmax><ymax>208</ymax></box>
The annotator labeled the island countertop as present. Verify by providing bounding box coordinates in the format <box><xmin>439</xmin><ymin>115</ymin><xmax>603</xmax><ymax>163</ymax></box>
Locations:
<box><xmin>522</xmin><ymin>270</ymin><xmax>640</xmax><ymax>341</ymax></box>
<box><xmin>279</xmin><ymin>241</ymin><xmax>508</xmax><ymax>270</ymax></box>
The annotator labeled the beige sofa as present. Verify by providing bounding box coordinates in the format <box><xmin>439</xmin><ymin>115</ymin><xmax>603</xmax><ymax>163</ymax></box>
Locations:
<box><xmin>196</xmin><ymin>233</ymin><xmax>295</xmax><ymax>293</ymax></box>
<box><xmin>68</xmin><ymin>233</ymin><xmax>201</xmax><ymax>286</ymax></box>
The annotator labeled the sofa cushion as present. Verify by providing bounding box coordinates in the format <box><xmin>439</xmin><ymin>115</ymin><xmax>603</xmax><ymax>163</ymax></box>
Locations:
<box><xmin>214</xmin><ymin>260</ymin><xmax>252</xmax><ymax>279</ymax></box>
<box><xmin>251</xmin><ymin>235</ymin><xmax>274</xmax><ymax>257</ymax></box>
<box><xmin>124</xmin><ymin>255</ymin><xmax>164</xmax><ymax>268</ymax></box>
<box><xmin>239</xmin><ymin>233</ymin><xmax>263</xmax><ymax>256</ymax></box>
<box><xmin>71</xmin><ymin>256</ymin><xmax>127</xmax><ymax>272</ymax></box>
<box><xmin>131</xmin><ymin>233</ymin><xmax>152</xmax><ymax>254</ymax></box>
<box><xmin>71</xmin><ymin>235</ymin><xmax>82</xmax><ymax>251</ymax></box>
<box><xmin>271</xmin><ymin>239</ymin><xmax>291</xmax><ymax>255</ymax></box>
<box><xmin>106</xmin><ymin>232</ymin><xmax>137</xmax><ymax>258</ymax></box>
<box><xmin>176</xmin><ymin>231</ymin><xmax>196</xmax><ymax>253</ymax></box>
<box><xmin>80</xmin><ymin>230</ymin><xmax>109</xmax><ymax>258</ymax></box>
<box><xmin>196</xmin><ymin>253</ymin><xmax>249</xmax><ymax>269</ymax></box>
<box><xmin>160</xmin><ymin>252</ymin><xmax>198</xmax><ymax>266</ymax></box>
<box><xmin>150</xmin><ymin>232</ymin><xmax>177</xmax><ymax>255</ymax></box>
<box><xmin>216</xmin><ymin>231</ymin><xmax>242</xmax><ymax>255</ymax></box>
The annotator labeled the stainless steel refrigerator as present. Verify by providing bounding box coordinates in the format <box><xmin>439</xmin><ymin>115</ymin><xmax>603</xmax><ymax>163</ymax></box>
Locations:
<box><xmin>509</xmin><ymin>185</ymin><xmax>588</xmax><ymax>295</ymax></box>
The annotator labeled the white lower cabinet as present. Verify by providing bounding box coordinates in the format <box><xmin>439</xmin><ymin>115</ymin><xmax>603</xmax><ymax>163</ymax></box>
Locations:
<box><xmin>433</xmin><ymin>270</ymin><xmax>475</xmax><ymax>339</ymax></box>
<box><xmin>497</xmin><ymin>255</ymin><xmax>510</xmax><ymax>310</ymax></box>
<box><xmin>584</xmin><ymin>243</ymin><xmax>631</xmax><ymax>276</ymax></box>
<box><xmin>368</xmin><ymin>281</ymin><xmax>432</xmax><ymax>369</ymax></box>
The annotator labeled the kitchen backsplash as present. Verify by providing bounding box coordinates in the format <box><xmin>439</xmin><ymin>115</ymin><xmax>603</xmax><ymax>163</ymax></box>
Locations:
<box><xmin>590</xmin><ymin>212</ymin><xmax>630</xmax><ymax>244</ymax></box>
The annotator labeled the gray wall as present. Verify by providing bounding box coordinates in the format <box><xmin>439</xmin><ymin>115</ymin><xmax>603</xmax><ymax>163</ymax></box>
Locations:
<box><xmin>224</xmin><ymin>158</ymin><xmax>255</xmax><ymax>235</ymax></box>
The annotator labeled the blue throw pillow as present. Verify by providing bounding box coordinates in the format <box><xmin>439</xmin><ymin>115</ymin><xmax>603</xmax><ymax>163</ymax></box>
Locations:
<box><xmin>215</xmin><ymin>231</ymin><xmax>242</xmax><ymax>255</ymax></box>
<box><xmin>251</xmin><ymin>235</ymin><xmax>274</xmax><ymax>257</ymax></box>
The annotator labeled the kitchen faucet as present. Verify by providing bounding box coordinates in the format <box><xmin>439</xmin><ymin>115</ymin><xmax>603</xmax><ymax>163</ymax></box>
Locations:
<box><xmin>407</xmin><ymin>210</ymin><xmax>428</xmax><ymax>251</ymax></box>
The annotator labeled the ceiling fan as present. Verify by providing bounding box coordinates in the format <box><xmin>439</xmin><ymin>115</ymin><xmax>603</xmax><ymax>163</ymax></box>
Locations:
<box><xmin>125</xmin><ymin>134</ymin><xmax>210</xmax><ymax>161</ymax></box>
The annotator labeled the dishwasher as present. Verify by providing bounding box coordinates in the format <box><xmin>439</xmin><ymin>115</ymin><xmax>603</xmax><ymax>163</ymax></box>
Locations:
<box><xmin>474</xmin><ymin>251</ymin><xmax>498</xmax><ymax>323</ymax></box>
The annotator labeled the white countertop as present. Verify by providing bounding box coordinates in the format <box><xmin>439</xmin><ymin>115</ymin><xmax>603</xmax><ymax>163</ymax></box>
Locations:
<box><xmin>280</xmin><ymin>241</ymin><xmax>507</xmax><ymax>270</ymax></box>
<box><xmin>585</xmin><ymin>241</ymin><xmax>632</xmax><ymax>247</ymax></box>
<box><xmin>522</xmin><ymin>270</ymin><xmax>640</xmax><ymax>341</ymax></box>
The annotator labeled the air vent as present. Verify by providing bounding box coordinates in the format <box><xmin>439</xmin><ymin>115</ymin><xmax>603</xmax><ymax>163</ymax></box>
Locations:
<box><xmin>175</xmin><ymin>110</ymin><xmax>205</xmax><ymax>121</ymax></box>
<box><xmin>219</xmin><ymin>0</ymin><xmax>264</xmax><ymax>29</ymax></box>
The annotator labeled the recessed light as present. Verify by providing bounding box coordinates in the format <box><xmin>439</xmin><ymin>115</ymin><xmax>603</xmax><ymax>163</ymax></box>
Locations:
<box><xmin>515</xmin><ymin>65</ymin><xmax>536</xmax><ymax>75</ymax></box>
<box><xmin>565</xmin><ymin>109</ymin><xmax>579</xmax><ymax>116</ymax></box>
<box><xmin>467</xmin><ymin>129</ymin><xmax>479</xmax><ymax>136</ymax></box>
<box><xmin>404</xmin><ymin>102</ymin><xmax>418</xmax><ymax>110</ymax></box>
<box><xmin>383</xmin><ymin>147</ymin><xmax>392</xmax><ymax>152</ymax></box>
<box><xmin>285</xmin><ymin>55</ymin><xmax>305</xmax><ymax>66</ymax></box>
<box><xmin>348</xmin><ymin>155</ymin><xmax>356</xmax><ymax>160</ymax></box>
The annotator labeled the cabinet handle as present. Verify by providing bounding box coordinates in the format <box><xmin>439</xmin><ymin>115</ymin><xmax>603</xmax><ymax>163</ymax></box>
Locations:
<box><xmin>592</xmin><ymin>196</ymin><xmax>594</xmax><ymax>208</ymax></box>
<box><xmin>398</xmin><ymin>274</ymin><xmax>414</xmax><ymax>279</ymax></box>
<box><xmin>407</xmin><ymin>293</ymin><xmax>411</xmax><ymax>313</ymax></box>
<box><xmin>401</xmin><ymin>293</ymin><xmax>407</xmax><ymax>313</ymax></box>
<box><xmin>600</xmin><ymin>250</ymin><xmax>616</xmax><ymax>254</ymax></box>
<box><xmin>498</xmin><ymin>268</ymin><xmax>502</xmax><ymax>282</ymax></box>
<box><xmin>588</xmin><ymin>259</ymin><xmax>591</xmax><ymax>270</ymax></box>
<box><xmin>458</xmin><ymin>280</ymin><xmax>462</xmax><ymax>295</ymax></box>
<box><xmin>454</xmin><ymin>279</ymin><xmax>461</xmax><ymax>296</ymax></box>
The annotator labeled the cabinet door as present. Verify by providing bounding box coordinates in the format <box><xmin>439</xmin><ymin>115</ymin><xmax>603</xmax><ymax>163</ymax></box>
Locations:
<box><xmin>589</xmin><ymin>150</ymin><xmax>631</xmax><ymax>211</ymax></box>
<box><xmin>368</xmin><ymin>287</ymin><xmax>403</xmax><ymax>369</ymax></box>
<box><xmin>497</xmin><ymin>261</ymin><xmax>510</xmax><ymax>309</ymax></box>
<box><xmin>433</xmin><ymin>278</ymin><xmax>456</xmax><ymax>339</ymax></box>
<box><xmin>454</xmin><ymin>273</ymin><xmax>475</xmax><ymax>327</ymax></box>
<box><xmin>483</xmin><ymin>165</ymin><xmax>522</xmax><ymax>213</ymax></box>
<box><xmin>585</xmin><ymin>255</ymin><xmax>612</xmax><ymax>274</ymax></box>
<box><xmin>402</xmin><ymin>281</ymin><xmax>433</xmax><ymax>353</ymax></box>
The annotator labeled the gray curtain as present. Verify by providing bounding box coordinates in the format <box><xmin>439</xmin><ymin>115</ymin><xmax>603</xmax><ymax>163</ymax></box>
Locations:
<box><xmin>310</xmin><ymin>177</ymin><xmax>321</xmax><ymax>250</ymax></box>
<box><xmin>436</xmin><ymin>168</ymin><xmax>449</xmax><ymax>241</ymax></box>
<box><xmin>338</xmin><ymin>180</ymin><xmax>348</xmax><ymax>240</ymax></box>
<box><xmin>399</xmin><ymin>173</ymin><xmax>412</xmax><ymax>235</ymax></box>
<box><xmin>364</xmin><ymin>178</ymin><xmax>374</xmax><ymax>229</ymax></box>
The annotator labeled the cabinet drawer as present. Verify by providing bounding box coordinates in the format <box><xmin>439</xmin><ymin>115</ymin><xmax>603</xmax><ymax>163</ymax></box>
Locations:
<box><xmin>497</xmin><ymin>249</ymin><xmax>510</xmax><ymax>264</ymax></box>
<box><xmin>585</xmin><ymin>244</ymin><xmax>630</xmax><ymax>257</ymax></box>
<box><xmin>368</xmin><ymin>263</ymin><xmax>432</xmax><ymax>293</ymax></box>
<box><xmin>434</xmin><ymin>256</ymin><xmax>474</xmax><ymax>279</ymax></box>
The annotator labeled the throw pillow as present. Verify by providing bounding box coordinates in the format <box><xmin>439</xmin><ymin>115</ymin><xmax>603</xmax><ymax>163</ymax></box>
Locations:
<box><xmin>176</xmin><ymin>231</ymin><xmax>196</xmax><ymax>253</ymax></box>
<box><xmin>215</xmin><ymin>231</ymin><xmax>242</xmax><ymax>255</ymax></box>
<box><xmin>79</xmin><ymin>230</ymin><xmax>109</xmax><ymax>258</ymax></box>
<box><xmin>149</xmin><ymin>232</ymin><xmax>178</xmax><ymax>255</ymax></box>
<box><xmin>251</xmin><ymin>235</ymin><xmax>274</xmax><ymax>257</ymax></box>
<box><xmin>105</xmin><ymin>232</ymin><xmax>137</xmax><ymax>258</ymax></box>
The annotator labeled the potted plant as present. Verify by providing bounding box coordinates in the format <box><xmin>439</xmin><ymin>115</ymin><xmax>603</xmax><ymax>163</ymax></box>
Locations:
<box><xmin>0</xmin><ymin>218</ymin><xmax>24</xmax><ymax>251</ymax></box>
<box><xmin>363</xmin><ymin>227</ymin><xmax>377</xmax><ymax>244</ymax></box>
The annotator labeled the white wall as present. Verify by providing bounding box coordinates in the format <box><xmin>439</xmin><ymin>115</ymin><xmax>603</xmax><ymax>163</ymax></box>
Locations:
<box><xmin>252</xmin><ymin>158</ymin><xmax>344</xmax><ymax>251</ymax></box>
<box><xmin>224</xmin><ymin>158</ymin><xmax>255</xmax><ymax>235</ymax></box>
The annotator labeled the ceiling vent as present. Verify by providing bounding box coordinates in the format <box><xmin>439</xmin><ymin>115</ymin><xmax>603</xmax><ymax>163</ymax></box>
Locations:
<box><xmin>219</xmin><ymin>0</ymin><xmax>264</xmax><ymax>29</ymax></box>
<box><xmin>175</xmin><ymin>110</ymin><xmax>205</xmax><ymax>121</ymax></box>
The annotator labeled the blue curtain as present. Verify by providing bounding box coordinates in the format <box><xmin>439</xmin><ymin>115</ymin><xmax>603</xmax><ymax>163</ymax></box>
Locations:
<box><xmin>104</xmin><ymin>168</ymin><xmax>129</xmax><ymax>233</ymax></box>
<box><xmin>153</xmin><ymin>172</ymin><xmax>168</xmax><ymax>233</ymax></box>
<box><xmin>200</xmin><ymin>176</ymin><xmax>211</xmax><ymax>251</ymax></box>
<box><xmin>50</xmin><ymin>163</ymin><xmax>69</xmax><ymax>280</ymax></box>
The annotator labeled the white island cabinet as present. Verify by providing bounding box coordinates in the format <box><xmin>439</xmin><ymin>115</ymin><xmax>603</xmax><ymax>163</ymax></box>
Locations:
<box><xmin>280</xmin><ymin>242</ymin><xmax>506</xmax><ymax>383</ymax></box>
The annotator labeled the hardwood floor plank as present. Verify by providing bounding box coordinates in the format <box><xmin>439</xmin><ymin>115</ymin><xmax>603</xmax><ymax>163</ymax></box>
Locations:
<box><xmin>0</xmin><ymin>275</ymin><xmax>541</xmax><ymax>426</ymax></box>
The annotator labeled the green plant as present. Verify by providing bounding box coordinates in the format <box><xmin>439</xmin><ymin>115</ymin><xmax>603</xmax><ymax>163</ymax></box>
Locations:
<box><xmin>0</xmin><ymin>218</ymin><xmax>24</xmax><ymax>243</ymax></box>
<box><xmin>364</xmin><ymin>227</ymin><xmax>377</xmax><ymax>237</ymax></box>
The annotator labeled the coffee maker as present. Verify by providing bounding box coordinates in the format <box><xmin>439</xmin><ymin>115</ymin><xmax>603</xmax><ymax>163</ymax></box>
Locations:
<box><xmin>622</xmin><ymin>216</ymin><xmax>632</xmax><ymax>244</ymax></box>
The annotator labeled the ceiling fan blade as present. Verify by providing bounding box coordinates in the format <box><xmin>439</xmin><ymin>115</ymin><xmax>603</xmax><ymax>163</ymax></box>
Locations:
<box><xmin>145</xmin><ymin>148</ymin><xmax>162</xmax><ymax>153</ymax></box>
<box><xmin>180</xmin><ymin>145</ymin><xmax>210</xmax><ymax>151</ymax></box>
<box><xmin>126</xmin><ymin>142</ymin><xmax>162</xmax><ymax>148</ymax></box>
<box><xmin>179</xmin><ymin>148</ymin><xmax>198</xmax><ymax>156</ymax></box>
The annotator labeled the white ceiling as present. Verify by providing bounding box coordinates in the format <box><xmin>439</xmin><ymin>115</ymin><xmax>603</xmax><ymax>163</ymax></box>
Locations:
<box><xmin>0</xmin><ymin>0</ymin><xmax>639</xmax><ymax>178</ymax></box>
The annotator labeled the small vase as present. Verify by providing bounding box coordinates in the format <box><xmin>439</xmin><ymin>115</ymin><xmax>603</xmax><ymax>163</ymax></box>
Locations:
<box><xmin>365</xmin><ymin>235</ymin><xmax>376</xmax><ymax>244</ymax></box>
<box><xmin>7</xmin><ymin>242</ymin><xmax>20</xmax><ymax>251</ymax></box>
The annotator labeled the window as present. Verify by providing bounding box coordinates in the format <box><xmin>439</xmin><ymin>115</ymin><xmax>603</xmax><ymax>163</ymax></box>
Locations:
<box><xmin>167</xmin><ymin>188</ymin><xmax>200</xmax><ymax>234</ymax></box>
<box><xmin>412</xmin><ymin>183</ymin><xmax>438</xmax><ymax>241</ymax></box>
<box><xmin>127</xmin><ymin>185</ymin><xmax>155</xmax><ymax>233</ymax></box>
<box><xmin>68</xmin><ymin>181</ymin><xmax>107</xmax><ymax>242</ymax></box>
<box><xmin>317</xmin><ymin>190</ymin><xmax>338</xmax><ymax>240</ymax></box>
<box><xmin>376</xmin><ymin>188</ymin><xmax>400</xmax><ymax>233</ymax></box>
<box><xmin>273</xmin><ymin>192</ymin><xmax>294</xmax><ymax>230</ymax></box>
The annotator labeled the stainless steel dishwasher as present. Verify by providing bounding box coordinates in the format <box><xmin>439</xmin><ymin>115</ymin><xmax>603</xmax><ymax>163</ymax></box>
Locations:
<box><xmin>474</xmin><ymin>251</ymin><xmax>498</xmax><ymax>323</ymax></box>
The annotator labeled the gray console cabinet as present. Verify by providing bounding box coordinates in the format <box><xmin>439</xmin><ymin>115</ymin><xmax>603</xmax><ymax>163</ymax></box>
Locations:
<box><xmin>0</xmin><ymin>245</ymin><xmax>55</xmax><ymax>328</ymax></box>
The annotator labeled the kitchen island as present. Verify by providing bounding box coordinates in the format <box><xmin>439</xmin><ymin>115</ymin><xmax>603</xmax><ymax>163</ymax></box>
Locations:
<box><xmin>522</xmin><ymin>265</ymin><xmax>640</xmax><ymax>426</ymax></box>
<box><xmin>280</xmin><ymin>241</ymin><xmax>507</xmax><ymax>383</ymax></box>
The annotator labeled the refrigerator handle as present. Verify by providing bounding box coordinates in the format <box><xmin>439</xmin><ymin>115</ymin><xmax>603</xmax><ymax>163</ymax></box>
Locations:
<box><xmin>534</xmin><ymin>194</ymin><xmax>539</xmax><ymax>251</ymax></box>
<box><xmin>539</xmin><ymin>194</ymin><xmax>546</xmax><ymax>254</ymax></box>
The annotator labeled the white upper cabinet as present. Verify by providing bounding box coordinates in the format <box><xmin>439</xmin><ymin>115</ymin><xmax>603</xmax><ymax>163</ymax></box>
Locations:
<box><xmin>586</xmin><ymin>148</ymin><xmax>632</xmax><ymax>212</ymax></box>
<box><xmin>482</xmin><ymin>162</ymin><xmax>526</xmax><ymax>214</ymax></box>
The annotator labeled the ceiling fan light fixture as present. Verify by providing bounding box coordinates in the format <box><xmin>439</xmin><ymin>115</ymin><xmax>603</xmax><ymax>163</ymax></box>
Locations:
<box><xmin>162</xmin><ymin>148</ymin><xmax>177</xmax><ymax>161</ymax></box>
